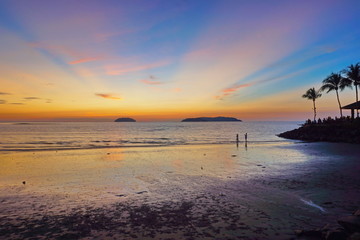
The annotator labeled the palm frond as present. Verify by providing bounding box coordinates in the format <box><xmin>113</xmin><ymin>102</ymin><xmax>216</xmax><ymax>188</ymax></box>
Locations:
<box><xmin>302</xmin><ymin>87</ymin><xmax>321</xmax><ymax>100</ymax></box>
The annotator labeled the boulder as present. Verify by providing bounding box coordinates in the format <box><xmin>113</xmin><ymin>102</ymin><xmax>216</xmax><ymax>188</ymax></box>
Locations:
<box><xmin>338</xmin><ymin>215</ymin><xmax>360</xmax><ymax>233</ymax></box>
<box><xmin>354</xmin><ymin>209</ymin><xmax>360</xmax><ymax>216</ymax></box>
<box><xmin>349</xmin><ymin>232</ymin><xmax>360</xmax><ymax>240</ymax></box>
<box><xmin>324</xmin><ymin>229</ymin><xmax>347</xmax><ymax>240</ymax></box>
<box><xmin>294</xmin><ymin>229</ymin><xmax>322</xmax><ymax>238</ymax></box>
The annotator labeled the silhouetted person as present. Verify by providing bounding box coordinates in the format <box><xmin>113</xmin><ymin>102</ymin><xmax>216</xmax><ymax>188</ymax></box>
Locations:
<box><xmin>236</xmin><ymin>134</ymin><xmax>239</xmax><ymax>148</ymax></box>
<box><xmin>245</xmin><ymin>133</ymin><xmax>248</xmax><ymax>142</ymax></box>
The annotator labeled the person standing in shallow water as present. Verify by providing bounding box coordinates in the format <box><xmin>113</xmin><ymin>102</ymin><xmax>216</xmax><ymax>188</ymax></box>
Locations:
<box><xmin>245</xmin><ymin>133</ymin><xmax>248</xmax><ymax>142</ymax></box>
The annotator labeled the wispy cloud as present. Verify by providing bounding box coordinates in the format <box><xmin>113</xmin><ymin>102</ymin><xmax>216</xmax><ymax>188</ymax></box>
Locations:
<box><xmin>172</xmin><ymin>88</ymin><xmax>182</xmax><ymax>92</ymax></box>
<box><xmin>68</xmin><ymin>57</ymin><xmax>102</xmax><ymax>65</ymax></box>
<box><xmin>10</xmin><ymin>103</ymin><xmax>24</xmax><ymax>105</ymax></box>
<box><xmin>0</xmin><ymin>100</ymin><xmax>6</xmax><ymax>104</ymax></box>
<box><xmin>105</xmin><ymin>60</ymin><xmax>171</xmax><ymax>76</ymax></box>
<box><xmin>0</xmin><ymin>92</ymin><xmax>11</xmax><ymax>95</ymax></box>
<box><xmin>29</xmin><ymin>42</ymin><xmax>79</xmax><ymax>58</ymax></box>
<box><xmin>140</xmin><ymin>79</ymin><xmax>163</xmax><ymax>85</ymax></box>
<box><xmin>184</xmin><ymin>48</ymin><xmax>213</xmax><ymax>61</ymax></box>
<box><xmin>23</xmin><ymin>97</ymin><xmax>41</xmax><ymax>100</ymax></box>
<box><xmin>140</xmin><ymin>75</ymin><xmax>163</xmax><ymax>85</ymax></box>
<box><xmin>29</xmin><ymin>42</ymin><xmax>102</xmax><ymax>66</ymax></box>
<box><xmin>22</xmin><ymin>97</ymin><xmax>52</xmax><ymax>103</ymax></box>
<box><xmin>95</xmin><ymin>30</ymin><xmax>134</xmax><ymax>42</ymax></box>
<box><xmin>215</xmin><ymin>83</ymin><xmax>252</xmax><ymax>100</ymax></box>
<box><xmin>95</xmin><ymin>93</ymin><xmax>122</xmax><ymax>100</ymax></box>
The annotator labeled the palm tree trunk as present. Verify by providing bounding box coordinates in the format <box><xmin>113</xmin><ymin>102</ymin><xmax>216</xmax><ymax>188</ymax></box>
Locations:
<box><xmin>313</xmin><ymin>100</ymin><xmax>316</xmax><ymax>122</ymax></box>
<box><xmin>356</xmin><ymin>85</ymin><xmax>359</xmax><ymax>117</ymax></box>
<box><xmin>336</xmin><ymin>90</ymin><xmax>342</xmax><ymax>117</ymax></box>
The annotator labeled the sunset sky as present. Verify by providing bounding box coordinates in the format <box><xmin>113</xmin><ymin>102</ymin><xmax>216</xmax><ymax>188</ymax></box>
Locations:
<box><xmin>1</xmin><ymin>0</ymin><xmax>360</xmax><ymax>121</ymax></box>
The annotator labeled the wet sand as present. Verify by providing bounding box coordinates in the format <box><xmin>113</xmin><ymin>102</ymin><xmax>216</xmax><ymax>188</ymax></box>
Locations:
<box><xmin>0</xmin><ymin>142</ymin><xmax>359</xmax><ymax>239</ymax></box>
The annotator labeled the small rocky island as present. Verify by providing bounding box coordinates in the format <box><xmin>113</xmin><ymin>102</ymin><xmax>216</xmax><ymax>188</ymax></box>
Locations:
<box><xmin>114</xmin><ymin>118</ymin><xmax>136</xmax><ymax>122</ymax></box>
<box><xmin>181</xmin><ymin>116</ymin><xmax>242</xmax><ymax>122</ymax></box>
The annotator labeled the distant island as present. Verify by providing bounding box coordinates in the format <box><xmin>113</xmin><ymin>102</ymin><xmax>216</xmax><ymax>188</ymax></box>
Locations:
<box><xmin>181</xmin><ymin>116</ymin><xmax>242</xmax><ymax>122</ymax></box>
<box><xmin>114</xmin><ymin>118</ymin><xmax>136</xmax><ymax>122</ymax></box>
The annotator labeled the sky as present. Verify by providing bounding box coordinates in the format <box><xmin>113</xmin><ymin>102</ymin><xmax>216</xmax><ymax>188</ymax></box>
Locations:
<box><xmin>1</xmin><ymin>0</ymin><xmax>360</xmax><ymax>121</ymax></box>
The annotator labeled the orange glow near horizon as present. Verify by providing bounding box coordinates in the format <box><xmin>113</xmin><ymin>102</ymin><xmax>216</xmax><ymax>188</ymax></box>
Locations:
<box><xmin>1</xmin><ymin>1</ymin><xmax>360</xmax><ymax>122</ymax></box>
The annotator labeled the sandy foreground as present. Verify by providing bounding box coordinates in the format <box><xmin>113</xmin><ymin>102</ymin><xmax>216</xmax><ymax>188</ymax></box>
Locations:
<box><xmin>0</xmin><ymin>142</ymin><xmax>359</xmax><ymax>240</ymax></box>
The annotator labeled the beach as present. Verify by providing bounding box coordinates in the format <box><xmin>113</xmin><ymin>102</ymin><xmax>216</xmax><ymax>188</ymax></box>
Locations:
<box><xmin>1</xmin><ymin>142</ymin><xmax>359</xmax><ymax>239</ymax></box>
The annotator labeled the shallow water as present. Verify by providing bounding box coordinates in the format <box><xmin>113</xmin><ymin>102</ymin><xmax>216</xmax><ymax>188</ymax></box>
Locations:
<box><xmin>0</xmin><ymin>121</ymin><xmax>300</xmax><ymax>151</ymax></box>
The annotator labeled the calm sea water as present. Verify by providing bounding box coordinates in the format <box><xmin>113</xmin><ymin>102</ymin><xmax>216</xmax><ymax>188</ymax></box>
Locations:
<box><xmin>0</xmin><ymin>121</ymin><xmax>301</xmax><ymax>151</ymax></box>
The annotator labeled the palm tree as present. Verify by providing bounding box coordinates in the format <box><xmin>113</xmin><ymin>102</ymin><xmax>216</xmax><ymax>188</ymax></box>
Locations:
<box><xmin>302</xmin><ymin>87</ymin><xmax>322</xmax><ymax>122</ymax></box>
<box><xmin>343</xmin><ymin>63</ymin><xmax>360</xmax><ymax>117</ymax></box>
<box><xmin>320</xmin><ymin>73</ymin><xmax>352</xmax><ymax>117</ymax></box>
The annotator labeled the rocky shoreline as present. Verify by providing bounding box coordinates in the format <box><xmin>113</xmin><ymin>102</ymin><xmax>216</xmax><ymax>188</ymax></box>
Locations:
<box><xmin>278</xmin><ymin>121</ymin><xmax>360</xmax><ymax>144</ymax></box>
<box><xmin>295</xmin><ymin>209</ymin><xmax>360</xmax><ymax>240</ymax></box>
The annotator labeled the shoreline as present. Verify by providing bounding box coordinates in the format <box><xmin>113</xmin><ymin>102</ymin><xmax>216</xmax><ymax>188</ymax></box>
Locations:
<box><xmin>0</xmin><ymin>140</ymin><xmax>290</xmax><ymax>153</ymax></box>
<box><xmin>1</xmin><ymin>142</ymin><xmax>359</xmax><ymax>239</ymax></box>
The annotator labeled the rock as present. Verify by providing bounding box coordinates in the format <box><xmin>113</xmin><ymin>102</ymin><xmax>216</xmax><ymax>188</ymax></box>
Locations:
<box><xmin>349</xmin><ymin>232</ymin><xmax>360</xmax><ymax>240</ymax></box>
<box><xmin>115</xmin><ymin>194</ymin><xmax>127</xmax><ymax>197</ymax></box>
<box><xmin>325</xmin><ymin>229</ymin><xmax>348</xmax><ymax>240</ymax></box>
<box><xmin>278</xmin><ymin>123</ymin><xmax>360</xmax><ymax>144</ymax></box>
<box><xmin>354</xmin><ymin>209</ymin><xmax>360</xmax><ymax>216</ymax></box>
<box><xmin>302</xmin><ymin>229</ymin><xmax>322</xmax><ymax>237</ymax></box>
<box><xmin>294</xmin><ymin>229</ymin><xmax>322</xmax><ymax>237</ymax></box>
<box><xmin>322</xmin><ymin>224</ymin><xmax>332</xmax><ymax>231</ymax></box>
<box><xmin>321</xmin><ymin>224</ymin><xmax>341</xmax><ymax>232</ymax></box>
<box><xmin>136</xmin><ymin>191</ymin><xmax>148</xmax><ymax>194</ymax></box>
<box><xmin>338</xmin><ymin>215</ymin><xmax>360</xmax><ymax>233</ymax></box>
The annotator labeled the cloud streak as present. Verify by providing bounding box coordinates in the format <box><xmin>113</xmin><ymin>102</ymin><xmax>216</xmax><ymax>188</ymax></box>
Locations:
<box><xmin>68</xmin><ymin>57</ymin><xmax>102</xmax><ymax>65</ymax></box>
<box><xmin>95</xmin><ymin>93</ymin><xmax>122</xmax><ymax>100</ymax></box>
<box><xmin>215</xmin><ymin>83</ymin><xmax>253</xmax><ymax>100</ymax></box>
<box><xmin>23</xmin><ymin>97</ymin><xmax>41</xmax><ymax>100</ymax></box>
<box><xmin>140</xmin><ymin>79</ymin><xmax>163</xmax><ymax>85</ymax></box>
<box><xmin>0</xmin><ymin>92</ymin><xmax>11</xmax><ymax>95</ymax></box>
<box><xmin>105</xmin><ymin>60</ymin><xmax>171</xmax><ymax>76</ymax></box>
<box><xmin>0</xmin><ymin>100</ymin><xmax>6</xmax><ymax>104</ymax></box>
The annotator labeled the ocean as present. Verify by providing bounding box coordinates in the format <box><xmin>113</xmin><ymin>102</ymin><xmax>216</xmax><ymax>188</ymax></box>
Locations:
<box><xmin>0</xmin><ymin>121</ymin><xmax>301</xmax><ymax>151</ymax></box>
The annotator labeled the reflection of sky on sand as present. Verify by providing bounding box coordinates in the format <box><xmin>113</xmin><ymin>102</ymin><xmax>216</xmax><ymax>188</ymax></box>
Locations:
<box><xmin>0</xmin><ymin>142</ymin><xmax>310</xmax><ymax>202</ymax></box>
<box><xmin>1</xmin><ymin>142</ymin><xmax>360</xmax><ymax>239</ymax></box>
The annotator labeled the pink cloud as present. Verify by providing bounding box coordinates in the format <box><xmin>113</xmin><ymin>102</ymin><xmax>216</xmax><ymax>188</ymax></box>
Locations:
<box><xmin>140</xmin><ymin>79</ymin><xmax>163</xmax><ymax>85</ymax></box>
<box><xmin>29</xmin><ymin>42</ymin><xmax>79</xmax><ymax>58</ymax></box>
<box><xmin>105</xmin><ymin>60</ymin><xmax>171</xmax><ymax>76</ymax></box>
<box><xmin>184</xmin><ymin>48</ymin><xmax>213</xmax><ymax>61</ymax></box>
<box><xmin>29</xmin><ymin>42</ymin><xmax>102</xmax><ymax>65</ymax></box>
<box><xmin>215</xmin><ymin>83</ymin><xmax>252</xmax><ymax>100</ymax></box>
<box><xmin>95</xmin><ymin>93</ymin><xmax>122</xmax><ymax>100</ymax></box>
<box><xmin>172</xmin><ymin>88</ymin><xmax>182</xmax><ymax>92</ymax></box>
<box><xmin>68</xmin><ymin>57</ymin><xmax>102</xmax><ymax>64</ymax></box>
<box><xmin>94</xmin><ymin>29</ymin><xmax>135</xmax><ymax>42</ymax></box>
